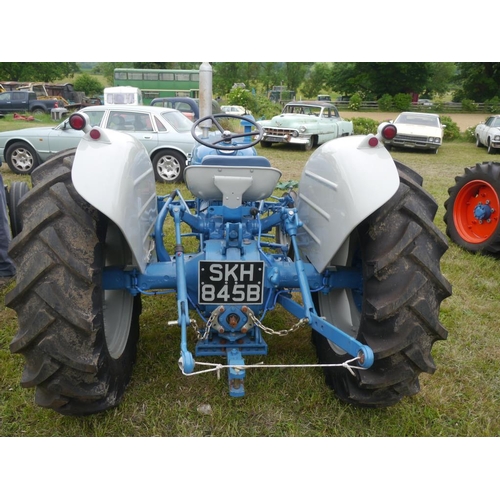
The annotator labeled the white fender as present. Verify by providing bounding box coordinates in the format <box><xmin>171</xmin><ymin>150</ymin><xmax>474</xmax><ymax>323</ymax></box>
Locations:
<box><xmin>71</xmin><ymin>127</ymin><xmax>158</xmax><ymax>274</ymax></box>
<box><xmin>296</xmin><ymin>134</ymin><xmax>400</xmax><ymax>273</ymax></box>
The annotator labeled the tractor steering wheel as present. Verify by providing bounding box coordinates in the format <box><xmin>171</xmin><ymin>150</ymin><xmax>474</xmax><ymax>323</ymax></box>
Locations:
<box><xmin>191</xmin><ymin>113</ymin><xmax>264</xmax><ymax>151</ymax></box>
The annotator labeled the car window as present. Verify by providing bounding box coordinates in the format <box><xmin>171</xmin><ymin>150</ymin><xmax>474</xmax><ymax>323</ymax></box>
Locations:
<box><xmin>154</xmin><ymin>116</ymin><xmax>167</xmax><ymax>131</ymax></box>
<box><xmin>84</xmin><ymin>110</ymin><xmax>105</xmax><ymax>127</ymax></box>
<box><xmin>106</xmin><ymin>111</ymin><xmax>154</xmax><ymax>132</ymax></box>
<box><xmin>160</xmin><ymin>110</ymin><xmax>193</xmax><ymax>132</ymax></box>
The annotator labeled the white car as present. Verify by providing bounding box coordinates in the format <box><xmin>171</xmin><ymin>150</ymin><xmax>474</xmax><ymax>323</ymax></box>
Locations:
<box><xmin>221</xmin><ymin>105</ymin><xmax>248</xmax><ymax>116</ymax></box>
<box><xmin>381</xmin><ymin>112</ymin><xmax>445</xmax><ymax>154</ymax></box>
<box><xmin>474</xmin><ymin>115</ymin><xmax>500</xmax><ymax>154</ymax></box>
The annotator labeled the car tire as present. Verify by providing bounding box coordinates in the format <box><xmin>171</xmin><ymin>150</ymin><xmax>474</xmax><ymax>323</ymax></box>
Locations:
<box><xmin>476</xmin><ymin>136</ymin><xmax>482</xmax><ymax>148</ymax></box>
<box><xmin>152</xmin><ymin>150</ymin><xmax>186</xmax><ymax>183</ymax></box>
<box><xmin>260</xmin><ymin>141</ymin><xmax>272</xmax><ymax>148</ymax></box>
<box><xmin>6</xmin><ymin>150</ymin><xmax>141</xmax><ymax>415</ymax></box>
<box><xmin>5</xmin><ymin>141</ymin><xmax>40</xmax><ymax>175</ymax></box>
<box><xmin>302</xmin><ymin>136</ymin><xmax>314</xmax><ymax>151</ymax></box>
<box><xmin>487</xmin><ymin>140</ymin><xmax>496</xmax><ymax>155</ymax></box>
<box><xmin>312</xmin><ymin>160</ymin><xmax>451</xmax><ymax>407</ymax></box>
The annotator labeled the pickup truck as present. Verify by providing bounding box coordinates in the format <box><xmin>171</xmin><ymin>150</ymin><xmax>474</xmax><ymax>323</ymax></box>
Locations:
<box><xmin>0</xmin><ymin>90</ymin><xmax>65</xmax><ymax>115</ymax></box>
<box><xmin>258</xmin><ymin>100</ymin><xmax>354</xmax><ymax>151</ymax></box>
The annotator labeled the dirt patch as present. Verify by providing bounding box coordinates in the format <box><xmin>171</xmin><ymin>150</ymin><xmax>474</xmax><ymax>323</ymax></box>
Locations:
<box><xmin>340</xmin><ymin>111</ymin><xmax>489</xmax><ymax>132</ymax></box>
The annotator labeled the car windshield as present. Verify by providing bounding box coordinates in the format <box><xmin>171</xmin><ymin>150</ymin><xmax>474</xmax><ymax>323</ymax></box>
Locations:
<box><xmin>396</xmin><ymin>114</ymin><xmax>439</xmax><ymax>127</ymax></box>
<box><xmin>161</xmin><ymin>110</ymin><xmax>193</xmax><ymax>132</ymax></box>
<box><xmin>283</xmin><ymin>105</ymin><xmax>327</xmax><ymax>116</ymax></box>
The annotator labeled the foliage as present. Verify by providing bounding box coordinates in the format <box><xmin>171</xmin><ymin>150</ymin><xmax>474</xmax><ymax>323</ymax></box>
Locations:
<box><xmin>461</xmin><ymin>99</ymin><xmax>478</xmax><ymax>112</ymax></box>
<box><xmin>72</xmin><ymin>73</ymin><xmax>104</xmax><ymax>96</ymax></box>
<box><xmin>327</xmin><ymin>62</ymin><xmax>434</xmax><ymax>99</ymax></box>
<box><xmin>350</xmin><ymin>117</ymin><xmax>379</xmax><ymax>135</ymax></box>
<box><xmin>300</xmin><ymin>62</ymin><xmax>332</xmax><ymax>98</ymax></box>
<box><xmin>227</xmin><ymin>88</ymin><xmax>257</xmax><ymax>113</ymax></box>
<box><xmin>455</xmin><ymin>62</ymin><xmax>500</xmax><ymax>102</ymax></box>
<box><xmin>377</xmin><ymin>94</ymin><xmax>393</xmax><ymax>111</ymax></box>
<box><xmin>253</xmin><ymin>94</ymin><xmax>282</xmax><ymax>120</ymax></box>
<box><xmin>485</xmin><ymin>96</ymin><xmax>500</xmax><ymax>113</ymax></box>
<box><xmin>393</xmin><ymin>93</ymin><xmax>412</xmax><ymax>111</ymax></box>
<box><xmin>463</xmin><ymin>126</ymin><xmax>477</xmax><ymax>143</ymax></box>
<box><xmin>440</xmin><ymin>115</ymin><xmax>461</xmax><ymax>141</ymax></box>
<box><xmin>348</xmin><ymin>93</ymin><xmax>362</xmax><ymax>111</ymax></box>
<box><xmin>0</xmin><ymin>62</ymin><xmax>79</xmax><ymax>82</ymax></box>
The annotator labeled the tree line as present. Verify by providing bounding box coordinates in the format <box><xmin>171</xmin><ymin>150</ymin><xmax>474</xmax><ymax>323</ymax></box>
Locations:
<box><xmin>1</xmin><ymin>62</ymin><xmax>499</xmax><ymax>102</ymax></box>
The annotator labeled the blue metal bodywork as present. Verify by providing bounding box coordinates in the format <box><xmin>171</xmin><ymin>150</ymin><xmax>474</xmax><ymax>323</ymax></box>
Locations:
<box><xmin>102</xmin><ymin>128</ymin><xmax>375</xmax><ymax>396</ymax></box>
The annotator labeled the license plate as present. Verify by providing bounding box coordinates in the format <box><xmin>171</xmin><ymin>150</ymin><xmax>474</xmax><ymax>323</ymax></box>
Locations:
<box><xmin>266</xmin><ymin>136</ymin><xmax>284</xmax><ymax>142</ymax></box>
<box><xmin>199</xmin><ymin>261</ymin><xmax>264</xmax><ymax>305</ymax></box>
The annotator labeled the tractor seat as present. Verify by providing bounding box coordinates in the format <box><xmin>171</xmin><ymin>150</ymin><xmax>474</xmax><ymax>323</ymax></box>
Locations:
<box><xmin>200</xmin><ymin>154</ymin><xmax>271</xmax><ymax>168</ymax></box>
<box><xmin>184</xmin><ymin>164</ymin><xmax>282</xmax><ymax>209</ymax></box>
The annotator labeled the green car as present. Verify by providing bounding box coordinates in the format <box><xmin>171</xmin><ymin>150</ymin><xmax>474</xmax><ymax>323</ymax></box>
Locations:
<box><xmin>257</xmin><ymin>101</ymin><xmax>353</xmax><ymax>151</ymax></box>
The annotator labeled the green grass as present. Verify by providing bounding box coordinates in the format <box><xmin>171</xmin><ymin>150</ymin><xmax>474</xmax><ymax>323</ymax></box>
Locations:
<box><xmin>1</xmin><ymin>128</ymin><xmax>500</xmax><ymax>437</ymax></box>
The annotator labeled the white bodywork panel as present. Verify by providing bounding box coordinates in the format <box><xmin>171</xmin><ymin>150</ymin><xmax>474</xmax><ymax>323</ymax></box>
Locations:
<box><xmin>296</xmin><ymin>135</ymin><xmax>400</xmax><ymax>273</ymax></box>
<box><xmin>72</xmin><ymin>127</ymin><xmax>158</xmax><ymax>274</ymax></box>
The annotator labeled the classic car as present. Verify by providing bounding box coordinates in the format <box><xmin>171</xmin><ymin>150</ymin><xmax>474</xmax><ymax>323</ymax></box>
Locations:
<box><xmin>380</xmin><ymin>112</ymin><xmax>445</xmax><ymax>154</ymax></box>
<box><xmin>474</xmin><ymin>115</ymin><xmax>500</xmax><ymax>154</ymax></box>
<box><xmin>257</xmin><ymin>101</ymin><xmax>353</xmax><ymax>151</ymax></box>
<box><xmin>0</xmin><ymin>104</ymin><xmax>198</xmax><ymax>182</ymax></box>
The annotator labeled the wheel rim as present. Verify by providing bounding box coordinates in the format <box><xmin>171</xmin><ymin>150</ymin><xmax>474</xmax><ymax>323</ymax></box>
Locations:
<box><xmin>103</xmin><ymin>222</ymin><xmax>133</xmax><ymax>359</ymax></box>
<box><xmin>11</xmin><ymin>148</ymin><xmax>35</xmax><ymax>172</ymax></box>
<box><xmin>453</xmin><ymin>179</ymin><xmax>500</xmax><ymax>243</ymax></box>
<box><xmin>156</xmin><ymin>154</ymin><xmax>180</xmax><ymax>181</ymax></box>
<box><xmin>317</xmin><ymin>234</ymin><xmax>362</xmax><ymax>355</ymax></box>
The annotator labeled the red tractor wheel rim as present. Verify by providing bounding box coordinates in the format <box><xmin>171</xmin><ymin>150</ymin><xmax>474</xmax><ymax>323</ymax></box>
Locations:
<box><xmin>453</xmin><ymin>180</ymin><xmax>500</xmax><ymax>243</ymax></box>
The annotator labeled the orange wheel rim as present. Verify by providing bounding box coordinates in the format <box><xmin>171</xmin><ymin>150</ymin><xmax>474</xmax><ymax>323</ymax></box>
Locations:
<box><xmin>453</xmin><ymin>180</ymin><xmax>500</xmax><ymax>243</ymax></box>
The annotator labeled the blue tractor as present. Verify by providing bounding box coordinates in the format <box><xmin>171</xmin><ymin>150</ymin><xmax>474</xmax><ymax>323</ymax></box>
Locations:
<box><xmin>5</xmin><ymin>64</ymin><xmax>451</xmax><ymax>415</ymax></box>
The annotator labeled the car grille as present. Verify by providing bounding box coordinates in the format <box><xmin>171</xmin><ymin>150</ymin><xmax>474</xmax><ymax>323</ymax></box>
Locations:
<box><xmin>263</xmin><ymin>127</ymin><xmax>295</xmax><ymax>136</ymax></box>
<box><xmin>394</xmin><ymin>134</ymin><xmax>428</xmax><ymax>145</ymax></box>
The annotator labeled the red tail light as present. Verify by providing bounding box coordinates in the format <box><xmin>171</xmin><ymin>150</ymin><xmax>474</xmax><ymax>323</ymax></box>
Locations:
<box><xmin>69</xmin><ymin>113</ymin><xmax>86</xmax><ymax>130</ymax></box>
<box><xmin>381</xmin><ymin>124</ymin><xmax>397</xmax><ymax>140</ymax></box>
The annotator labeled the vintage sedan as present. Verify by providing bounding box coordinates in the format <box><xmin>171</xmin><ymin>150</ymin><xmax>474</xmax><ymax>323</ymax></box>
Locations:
<box><xmin>0</xmin><ymin>104</ymin><xmax>198</xmax><ymax>182</ymax></box>
<box><xmin>474</xmin><ymin>115</ymin><xmax>500</xmax><ymax>154</ymax></box>
<box><xmin>257</xmin><ymin>101</ymin><xmax>353</xmax><ymax>151</ymax></box>
<box><xmin>380</xmin><ymin>112</ymin><xmax>445</xmax><ymax>154</ymax></box>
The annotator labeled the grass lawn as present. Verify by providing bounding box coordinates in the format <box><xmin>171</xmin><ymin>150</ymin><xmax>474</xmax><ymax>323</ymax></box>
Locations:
<box><xmin>1</xmin><ymin>117</ymin><xmax>499</xmax><ymax>440</ymax></box>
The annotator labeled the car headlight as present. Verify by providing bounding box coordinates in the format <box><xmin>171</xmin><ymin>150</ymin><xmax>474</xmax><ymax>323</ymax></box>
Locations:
<box><xmin>299</xmin><ymin>126</ymin><xmax>307</xmax><ymax>133</ymax></box>
<box><xmin>494</xmin><ymin>135</ymin><xmax>500</xmax><ymax>141</ymax></box>
<box><xmin>428</xmin><ymin>137</ymin><xmax>441</xmax><ymax>144</ymax></box>
<box><xmin>292</xmin><ymin>130</ymin><xmax>299</xmax><ymax>137</ymax></box>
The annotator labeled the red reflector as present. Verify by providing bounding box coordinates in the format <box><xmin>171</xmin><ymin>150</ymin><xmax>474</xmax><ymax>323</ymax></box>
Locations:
<box><xmin>368</xmin><ymin>137</ymin><xmax>379</xmax><ymax>147</ymax></box>
<box><xmin>69</xmin><ymin>114</ymin><xmax>86</xmax><ymax>130</ymax></box>
<box><xmin>90</xmin><ymin>129</ymin><xmax>101</xmax><ymax>140</ymax></box>
<box><xmin>382</xmin><ymin>124</ymin><xmax>397</xmax><ymax>140</ymax></box>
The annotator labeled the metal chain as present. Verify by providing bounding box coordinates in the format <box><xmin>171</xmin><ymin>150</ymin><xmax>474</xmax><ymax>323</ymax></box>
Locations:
<box><xmin>245</xmin><ymin>307</ymin><xmax>309</xmax><ymax>336</ymax></box>
<box><xmin>193</xmin><ymin>306</ymin><xmax>309</xmax><ymax>339</ymax></box>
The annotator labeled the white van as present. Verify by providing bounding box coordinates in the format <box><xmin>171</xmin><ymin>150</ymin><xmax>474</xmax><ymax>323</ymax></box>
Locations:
<box><xmin>104</xmin><ymin>86</ymin><xmax>143</xmax><ymax>105</ymax></box>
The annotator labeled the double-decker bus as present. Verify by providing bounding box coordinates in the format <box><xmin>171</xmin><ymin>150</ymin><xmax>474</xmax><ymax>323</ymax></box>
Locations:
<box><xmin>113</xmin><ymin>68</ymin><xmax>200</xmax><ymax>105</ymax></box>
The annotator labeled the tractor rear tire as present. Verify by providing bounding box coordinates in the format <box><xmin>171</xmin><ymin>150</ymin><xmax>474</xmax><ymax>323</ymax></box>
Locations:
<box><xmin>6</xmin><ymin>181</ymin><xmax>29</xmax><ymax>237</ymax></box>
<box><xmin>312</xmin><ymin>160</ymin><xmax>451</xmax><ymax>407</ymax></box>
<box><xmin>443</xmin><ymin>161</ymin><xmax>500</xmax><ymax>253</ymax></box>
<box><xmin>5</xmin><ymin>149</ymin><xmax>141</xmax><ymax>415</ymax></box>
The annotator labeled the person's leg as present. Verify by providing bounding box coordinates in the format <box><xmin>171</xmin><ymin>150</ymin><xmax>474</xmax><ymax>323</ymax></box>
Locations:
<box><xmin>0</xmin><ymin>172</ymin><xmax>16</xmax><ymax>280</ymax></box>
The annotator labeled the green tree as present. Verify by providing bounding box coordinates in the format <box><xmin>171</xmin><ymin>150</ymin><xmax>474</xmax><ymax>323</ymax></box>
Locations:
<box><xmin>327</xmin><ymin>62</ymin><xmax>434</xmax><ymax>99</ymax></box>
<box><xmin>454</xmin><ymin>62</ymin><xmax>500</xmax><ymax>102</ymax></box>
<box><xmin>301</xmin><ymin>62</ymin><xmax>332</xmax><ymax>97</ymax></box>
<box><xmin>0</xmin><ymin>62</ymin><xmax>79</xmax><ymax>82</ymax></box>
<box><xmin>73</xmin><ymin>73</ymin><xmax>104</xmax><ymax>96</ymax></box>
